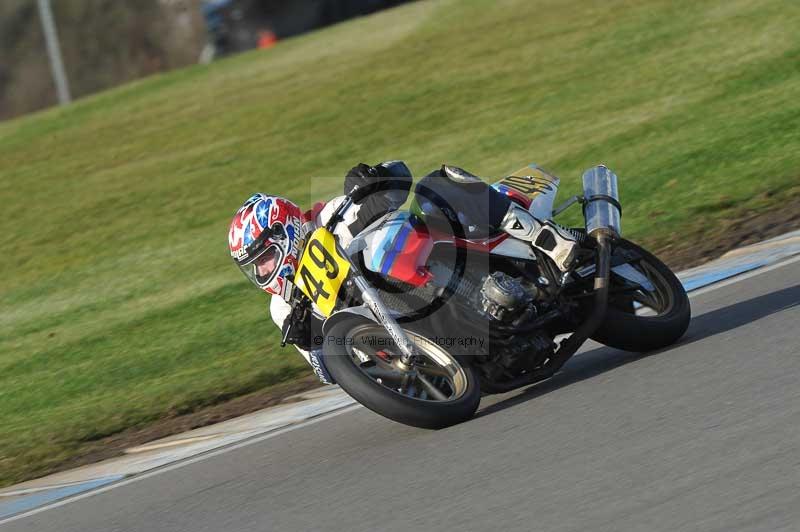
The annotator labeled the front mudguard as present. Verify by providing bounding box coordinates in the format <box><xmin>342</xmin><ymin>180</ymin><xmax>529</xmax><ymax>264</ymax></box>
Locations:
<box><xmin>322</xmin><ymin>304</ymin><xmax>408</xmax><ymax>339</ymax></box>
<box><xmin>321</xmin><ymin>305</ymin><xmax>382</xmax><ymax>338</ymax></box>
<box><xmin>320</xmin><ymin>305</ymin><xmax>413</xmax><ymax>377</ymax></box>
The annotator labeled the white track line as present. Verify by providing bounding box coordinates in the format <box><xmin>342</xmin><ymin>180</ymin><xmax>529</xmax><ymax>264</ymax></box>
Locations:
<box><xmin>686</xmin><ymin>253</ymin><xmax>800</xmax><ymax>298</ymax></box>
<box><xmin>3</xmin><ymin>253</ymin><xmax>800</xmax><ymax>525</ymax></box>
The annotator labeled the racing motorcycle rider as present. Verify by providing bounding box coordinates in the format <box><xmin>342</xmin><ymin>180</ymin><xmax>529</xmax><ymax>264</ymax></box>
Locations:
<box><xmin>227</xmin><ymin>161</ymin><xmax>581</xmax><ymax>384</ymax></box>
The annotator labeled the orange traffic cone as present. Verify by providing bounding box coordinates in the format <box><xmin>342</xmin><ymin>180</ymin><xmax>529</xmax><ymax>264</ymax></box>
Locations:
<box><xmin>258</xmin><ymin>30</ymin><xmax>278</xmax><ymax>49</ymax></box>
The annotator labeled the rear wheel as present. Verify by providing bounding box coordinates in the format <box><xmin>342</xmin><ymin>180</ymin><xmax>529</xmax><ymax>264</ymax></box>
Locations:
<box><xmin>591</xmin><ymin>239</ymin><xmax>691</xmax><ymax>352</ymax></box>
<box><xmin>323</xmin><ymin>316</ymin><xmax>481</xmax><ymax>429</ymax></box>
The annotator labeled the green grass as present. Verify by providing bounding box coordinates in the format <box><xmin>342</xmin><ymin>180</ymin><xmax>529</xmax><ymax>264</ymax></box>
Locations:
<box><xmin>1</xmin><ymin>0</ymin><xmax>799</xmax><ymax>486</ymax></box>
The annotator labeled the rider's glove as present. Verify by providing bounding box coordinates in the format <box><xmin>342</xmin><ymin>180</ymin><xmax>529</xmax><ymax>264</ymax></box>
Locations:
<box><xmin>345</xmin><ymin>163</ymin><xmax>379</xmax><ymax>183</ymax></box>
<box><xmin>281</xmin><ymin>314</ymin><xmax>311</xmax><ymax>351</ymax></box>
<box><xmin>343</xmin><ymin>162</ymin><xmax>412</xmax><ymax>235</ymax></box>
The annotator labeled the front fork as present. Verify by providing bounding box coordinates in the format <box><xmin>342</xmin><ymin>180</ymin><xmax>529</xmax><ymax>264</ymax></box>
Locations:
<box><xmin>349</xmin><ymin>264</ymin><xmax>418</xmax><ymax>368</ymax></box>
<box><xmin>336</xmin><ymin>234</ymin><xmax>418</xmax><ymax>367</ymax></box>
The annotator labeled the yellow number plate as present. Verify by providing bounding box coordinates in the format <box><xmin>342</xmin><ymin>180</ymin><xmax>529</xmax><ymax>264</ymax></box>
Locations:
<box><xmin>295</xmin><ymin>228</ymin><xmax>351</xmax><ymax>317</ymax></box>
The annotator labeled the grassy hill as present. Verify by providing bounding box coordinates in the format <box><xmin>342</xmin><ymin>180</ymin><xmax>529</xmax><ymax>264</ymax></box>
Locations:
<box><xmin>1</xmin><ymin>0</ymin><xmax>799</xmax><ymax>485</ymax></box>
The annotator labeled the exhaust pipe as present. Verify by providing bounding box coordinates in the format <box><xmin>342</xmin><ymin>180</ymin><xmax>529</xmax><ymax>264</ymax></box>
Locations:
<box><xmin>544</xmin><ymin>166</ymin><xmax>621</xmax><ymax>372</ymax></box>
<box><xmin>483</xmin><ymin>234</ymin><xmax>612</xmax><ymax>392</ymax></box>
<box><xmin>582</xmin><ymin>165</ymin><xmax>622</xmax><ymax>239</ymax></box>
<box><xmin>482</xmin><ymin>166</ymin><xmax>620</xmax><ymax>391</ymax></box>
<box><xmin>545</xmin><ymin>233</ymin><xmax>611</xmax><ymax>372</ymax></box>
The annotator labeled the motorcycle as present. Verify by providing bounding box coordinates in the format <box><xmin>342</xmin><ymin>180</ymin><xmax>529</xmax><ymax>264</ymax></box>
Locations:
<box><xmin>282</xmin><ymin>164</ymin><xmax>691</xmax><ymax>428</ymax></box>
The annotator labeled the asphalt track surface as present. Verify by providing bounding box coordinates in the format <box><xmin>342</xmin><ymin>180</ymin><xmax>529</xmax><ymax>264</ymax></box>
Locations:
<box><xmin>4</xmin><ymin>259</ymin><xmax>800</xmax><ymax>532</ymax></box>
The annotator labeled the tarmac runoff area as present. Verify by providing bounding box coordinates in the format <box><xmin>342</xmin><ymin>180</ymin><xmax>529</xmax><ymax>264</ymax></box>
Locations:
<box><xmin>1</xmin><ymin>229</ymin><xmax>799</xmax><ymax>522</ymax></box>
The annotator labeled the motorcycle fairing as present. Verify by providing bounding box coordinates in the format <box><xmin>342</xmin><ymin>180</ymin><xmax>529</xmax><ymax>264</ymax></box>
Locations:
<box><xmin>361</xmin><ymin>163</ymin><xmax>562</xmax><ymax>288</ymax></box>
<box><xmin>488</xmin><ymin>237</ymin><xmax>537</xmax><ymax>261</ymax></box>
<box><xmin>362</xmin><ymin>209</ymin><xmax>540</xmax><ymax>288</ymax></box>
<box><xmin>360</xmin><ymin>211</ymin><xmax>434</xmax><ymax>287</ymax></box>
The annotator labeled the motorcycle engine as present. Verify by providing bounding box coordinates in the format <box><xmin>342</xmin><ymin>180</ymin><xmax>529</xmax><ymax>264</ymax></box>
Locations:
<box><xmin>424</xmin><ymin>263</ymin><xmax>556</xmax><ymax>382</ymax></box>
<box><xmin>474</xmin><ymin>271</ymin><xmax>556</xmax><ymax>381</ymax></box>
<box><xmin>479</xmin><ymin>272</ymin><xmax>536</xmax><ymax>322</ymax></box>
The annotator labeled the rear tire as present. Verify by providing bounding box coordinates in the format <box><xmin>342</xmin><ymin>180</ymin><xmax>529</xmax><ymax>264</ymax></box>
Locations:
<box><xmin>591</xmin><ymin>239</ymin><xmax>691</xmax><ymax>352</ymax></box>
<box><xmin>323</xmin><ymin>316</ymin><xmax>481</xmax><ymax>429</ymax></box>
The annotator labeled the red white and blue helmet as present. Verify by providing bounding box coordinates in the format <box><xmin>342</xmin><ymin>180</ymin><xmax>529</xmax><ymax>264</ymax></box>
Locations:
<box><xmin>228</xmin><ymin>194</ymin><xmax>305</xmax><ymax>298</ymax></box>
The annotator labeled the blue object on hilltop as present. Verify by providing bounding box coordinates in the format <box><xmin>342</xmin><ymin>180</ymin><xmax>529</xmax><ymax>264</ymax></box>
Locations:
<box><xmin>202</xmin><ymin>0</ymin><xmax>233</xmax><ymax>32</ymax></box>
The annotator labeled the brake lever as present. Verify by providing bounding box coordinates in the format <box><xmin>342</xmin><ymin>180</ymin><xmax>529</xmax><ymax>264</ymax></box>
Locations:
<box><xmin>280</xmin><ymin>307</ymin><xmax>295</xmax><ymax>348</ymax></box>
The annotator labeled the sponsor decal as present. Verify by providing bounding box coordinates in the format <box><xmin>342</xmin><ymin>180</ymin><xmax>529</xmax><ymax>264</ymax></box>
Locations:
<box><xmin>308</xmin><ymin>350</ymin><xmax>333</xmax><ymax>384</ymax></box>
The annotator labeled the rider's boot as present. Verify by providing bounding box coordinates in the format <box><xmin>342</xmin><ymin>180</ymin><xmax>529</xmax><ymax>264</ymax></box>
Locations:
<box><xmin>499</xmin><ymin>203</ymin><xmax>580</xmax><ymax>271</ymax></box>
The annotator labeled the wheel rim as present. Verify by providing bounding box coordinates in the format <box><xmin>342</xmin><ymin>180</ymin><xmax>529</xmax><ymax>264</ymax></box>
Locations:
<box><xmin>345</xmin><ymin>325</ymin><xmax>469</xmax><ymax>402</ymax></box>
<box><xmin>619</xmin><ymin>259</ymin><xmax>676</xmax><ymax>317</ymax></box>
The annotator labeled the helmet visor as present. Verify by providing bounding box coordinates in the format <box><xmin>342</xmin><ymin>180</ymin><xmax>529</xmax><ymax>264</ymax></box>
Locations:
<box><xmin>239</xmin><ymin>244</ymin><xmax>284</xmax><ymax>289</ymax></box>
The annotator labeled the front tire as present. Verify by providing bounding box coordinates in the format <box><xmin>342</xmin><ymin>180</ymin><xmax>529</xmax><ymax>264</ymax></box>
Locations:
<box><xmin>591</xmin><ymin>239</ymin><xmax>691</xmax><ymax>352</ymax></box>
<box><xmin>323</xmin><ymin>316</ymin><xmax>481</xmax><ymax>429</ymax></box>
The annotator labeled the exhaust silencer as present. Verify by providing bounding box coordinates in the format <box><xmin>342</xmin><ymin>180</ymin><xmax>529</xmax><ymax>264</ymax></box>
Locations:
<box><xmin>582</xmin><ymin>165</ymin><xmax>621</xmax><ymax>238</ymax></box>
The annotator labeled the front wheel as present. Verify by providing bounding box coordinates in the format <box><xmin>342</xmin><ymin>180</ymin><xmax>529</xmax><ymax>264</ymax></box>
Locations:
<box><xmin>591</xmin><ymin>239</ymin><xmax>691</xmax><ymax>352</ymax></box>
<box><xmin>323</xmin><ymin>316</ymin><xmax>481</xmax><ymax>429</ymax></box>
